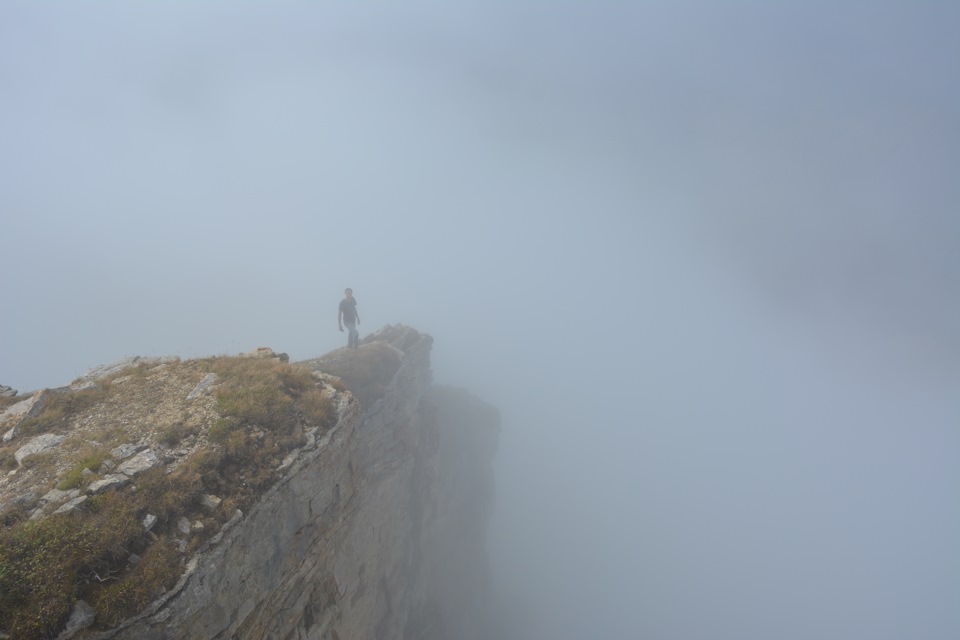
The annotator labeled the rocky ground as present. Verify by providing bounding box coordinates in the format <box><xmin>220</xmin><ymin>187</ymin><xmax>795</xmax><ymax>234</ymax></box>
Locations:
<box><xmin>0</xmin><ymin>356</ymin><xmax>223</xmax><ymax>518</ymax></box>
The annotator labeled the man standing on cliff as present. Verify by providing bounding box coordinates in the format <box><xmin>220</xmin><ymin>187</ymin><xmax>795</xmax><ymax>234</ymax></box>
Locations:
<box><xmin>338</xmin><ymin>288</ymin><xmax>361</xmax><ymax>349</ymax></box>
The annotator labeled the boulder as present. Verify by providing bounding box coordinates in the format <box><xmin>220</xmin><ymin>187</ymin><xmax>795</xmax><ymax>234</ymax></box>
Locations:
<box><xmin>117</xmin><ymin>449</ymin><xmax>159</xmax><ymax>477</ymax></box>
<box><xmin>15</xmin><ymin>433</ymin><xmax>65</xmax><ymax>465</ymax></box>
<box><xmin>87</xmin><ymin>474</ymin><xmax>130</xmax><ymax>495</ymax></box>
<box><xmin>110</xmin><ymin>443</ymin><xmax>141</xmax><ymax>461</ymax></box>
<box><xmin>0</xmin><ymin>385</ymin><xmax>16</xmax><ymax>398</ymax></box>
<box><xmin>200</xmin><ymin>494</ymin><xmax>222</xmax><ymax>511</ymax></box>
<box><xmin>52</xmin><ymin>495</ymin><xmax>88</xmax><ymax>515</ymax></box>
<box><xmin>1</xmin><ymin>390</ymin><xmax>48</xmax><ymax>442</ymax></box>
<box><xmin>40</xmin><ymin>488</ymin><xmax>80</xmax><ymax>506</ymax></box>
<box><xmin>56</xmin><ymin>599</ymin><xmax>95</xmax><ymax>640</ymax></box>
<box><xmin>187</xmin><ymin>373</ymin><xmax>218</xmax><ymax>400</ymax></box>
<box><xmin>143</xmin><ymin>514</ymin><xmax>157</xmax><ymax>531</ymax></box>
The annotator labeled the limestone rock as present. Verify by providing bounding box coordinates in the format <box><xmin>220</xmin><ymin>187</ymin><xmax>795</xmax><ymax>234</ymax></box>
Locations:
<box><xmin>71</xmin><ymin>355</ymin><xmax>178</xmax><ymax>389</ymax></box>
<box><xmin>143</xmin><ymin>513</ymin><xmax>158</xmax><ymax>531</ymax></box>
<box><xmin>53</xmin><ymin>495</ymin><xmax>88</xmax><ymax>515</ymax></box>
<box><xmin>111</xmin><ymin>443</ymin><xmax>141</xmax><ymax>461</ymax></box>
<box><xmin>187</xmin><ymin>373</ymin><xmax>218</xmax><ymax>400</ymax></box>
<box><xmin>56</xmin><ymin>599</ymin><xmax>95</xmax><ymax>640</ymax></box>
<box><xmin>117</xmin><ymin>449</ymin><xmax>159</xmax><ymax>477</ymax></box>
<box><xmin>200</xmin><ymin>494</ymin><xmax>222</xmax><ymax>511</ymax></box>
<box><xmin>177</xmin><ymin>517</ymin><xmax>191</xmax><ymax>535</ymax></box>
<box><xmin>11</xmin><ymin>490</ymin><xmax>38</xmax><ymax>507</ymax></box>
<box><xmin>1</xmin><ymin>390</ymin><xmax>48</xmax><ymax>442</ymax></box>
<box><xmin>40</xmin><ymin>488</ymin><xmax>80</xmax><ymax>506</ymax></box>
<box><xmin>87</xmin><ymin>474</ymin><xmax>130</xmax><ymax>495</ymax></box>
<box><xmin>0</xmin><ymin>385</ymin><xmax>16</xmax><ymax>398</ymax></box>
<box><xmin>15</xmin><ymin>433</ymin><xmax>66</xmax><ymax>465</ymax></box>
<box><xmin>1</xmin><ymin>491</ymin><xmax>38</xmax><ymax>514</ymax></box>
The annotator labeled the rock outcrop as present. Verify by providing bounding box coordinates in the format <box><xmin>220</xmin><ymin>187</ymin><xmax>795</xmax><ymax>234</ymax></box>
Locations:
<box><xmin>1</xmin><ymin>390</ymin><xmax>47</xmax><ymax>443</ymax></box>
<box><xmin>78</xmin><ymin>326</ymin><xmax>500</xmax><ymax>640</ymax></box>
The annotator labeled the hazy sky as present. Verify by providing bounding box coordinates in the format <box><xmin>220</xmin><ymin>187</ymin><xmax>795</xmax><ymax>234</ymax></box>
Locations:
<box><xmin>1</xmin><ymin>3</ymin><xmax>958</xmax><ymax>639</ymax></box>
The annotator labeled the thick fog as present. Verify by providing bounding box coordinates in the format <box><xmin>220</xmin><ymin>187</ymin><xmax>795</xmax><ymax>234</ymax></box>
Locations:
<box><xmin>2</xmin><ymin>3</ymin><xmax>958</xmax><ymax>639</ymax></box>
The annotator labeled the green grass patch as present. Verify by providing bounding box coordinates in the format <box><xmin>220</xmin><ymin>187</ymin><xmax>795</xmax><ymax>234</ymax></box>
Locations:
<box><xmin>56</xmin><ymin>453</ymin><xmax>108</xmax><ymax>490</ymax></box>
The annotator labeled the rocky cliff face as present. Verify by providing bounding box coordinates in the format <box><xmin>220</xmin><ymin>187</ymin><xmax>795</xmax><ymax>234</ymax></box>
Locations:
<box><xmin>0</xmin><ymin>327</ymin><xmax>499</xmax><ymax>640</ymax></box>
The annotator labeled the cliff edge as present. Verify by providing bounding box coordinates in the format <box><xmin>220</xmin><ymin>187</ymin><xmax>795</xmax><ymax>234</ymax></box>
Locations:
<box><xmin>0</xmin><ymin>325</ymin><xmax>499</xmax><ymax>640</ymax></box>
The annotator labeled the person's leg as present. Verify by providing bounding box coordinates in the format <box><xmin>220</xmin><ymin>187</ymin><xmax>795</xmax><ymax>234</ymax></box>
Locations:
<box><xmin>350</xmin><ymin>325</ymin><xmax>359</xmax><ymax>348</ymax></box>
<box><xmin>344</xmin><ymin>320</ymin><xmax>356</xmax><ymax>347</ymax></box>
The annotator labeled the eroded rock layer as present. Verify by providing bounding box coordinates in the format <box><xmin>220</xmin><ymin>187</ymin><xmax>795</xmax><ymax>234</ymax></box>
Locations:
<box><xmin>93</xmin><ymin>326</ymin><xmax>499</xmax><ymax>640</ymax></box>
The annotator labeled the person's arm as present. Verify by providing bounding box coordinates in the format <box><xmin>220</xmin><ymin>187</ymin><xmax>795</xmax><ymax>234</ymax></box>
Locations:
<box><xmin>355</xmin><ymin>308</ymin><xmax>360</xmax><ymax>325</ymax></box>
<box><xmin>338</xmin><ymin>306</ymin><xmax>343</xmax><ymax>331</ymax></box>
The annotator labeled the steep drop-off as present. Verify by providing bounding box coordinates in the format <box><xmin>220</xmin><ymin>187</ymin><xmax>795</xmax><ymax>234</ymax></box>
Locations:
<box><xmin>0</xmin><ymin>326</ymin><xmax>499</xmax><ymax>640</ymax></box>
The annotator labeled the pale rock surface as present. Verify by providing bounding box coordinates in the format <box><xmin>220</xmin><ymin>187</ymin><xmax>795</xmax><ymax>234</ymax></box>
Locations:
<box><xmin>87</xmin><ymin>474</ymin><xmax>130</xmax><ymax>495</ymax></box>
<box><xmin>200</xmin><ymin>494</ymin><xmax>221</xmax><ymax>511</ymax></box>
<box><xmin>71</xmin><ymin>355</ymin><xmax>179</xmax><ymax>390</ymax></box>
<box><xmin>116</xmin><ymin>449</ymin><xmax>159</xmax><ymax>476</ymax></box>
<box><xmin>53</xmin><ymin>495</ymin><xmax>88</xmax><ymax>515</ymax></box>
<box><xmin>15</xmin><ymin>432</ymin><xmax>65</xmax><ymax>465</ymax></box>
<box><xmin>0</xmin><ymin>385</ymin><xmax>16</xmax><ymax>398</ymax></box>
<box><xmin>187</xmin><ymin>373</ymin><xmax>218</xmax><ymax>400</ymax></box>
<box><xmin>57</xmin><ymin>599</ymin><xmax>96</xmax><ymax>640</ymax></box>
<box><xmin>40</xmin><ymin>487</ymin><xmax>80</xmax><ymax>506</ymax></box>
<box><xmin>1</xmin><ymin>390</ymin><xmax>48</xmax><ymax>442</ymax></box>
<box><xmin>111</xmin><ymin>443</ymin><xmax>140</xmax><ymax>461</ymax></box>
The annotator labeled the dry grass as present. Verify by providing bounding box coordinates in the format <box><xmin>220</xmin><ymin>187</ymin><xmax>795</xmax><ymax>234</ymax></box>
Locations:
<box><xmin>16</xmin><ymin>386</ymin><xmax>111</xmax><ymax>439</ymax></box>
<box><xmin>0</xmin><ymin>394</ymin><xmax>25</xmax><ymax>411</ymax></box>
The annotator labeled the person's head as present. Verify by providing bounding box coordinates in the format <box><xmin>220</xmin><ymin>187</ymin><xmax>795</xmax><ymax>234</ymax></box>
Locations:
<box><xmin>344</xmin><ymin>288</ymin><xmax>353</xmax><ymax>299</ymax></box>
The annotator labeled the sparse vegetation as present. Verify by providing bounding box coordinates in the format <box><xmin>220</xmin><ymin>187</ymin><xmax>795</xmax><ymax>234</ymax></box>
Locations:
<box><xmin>56</xmin><ymin>452</ymin><xmax>109</xmax><ymax>491</ymax></box>
<box><xmin>160</xmin><ymin>421</ymin><xmax>195</xmax><ymax>447</ymax></box>
<box><xmin>16</xmin><ymin>386</ymin><xmax>111</xmax><ymax>438</ymax></box>
<box><xmin>0</xmin><ymin>394</ymin><xmax>24</xmax><ymax>411</ymax></box>
<box><xmin>0</xmin><ymin>354</ymin><xmax>344</xmax><ymax>639</ymax></box>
